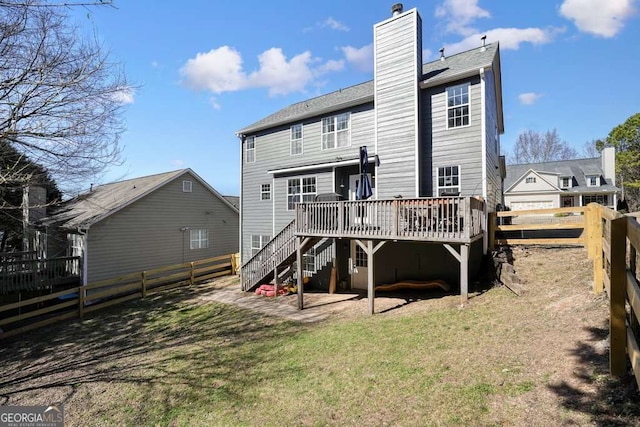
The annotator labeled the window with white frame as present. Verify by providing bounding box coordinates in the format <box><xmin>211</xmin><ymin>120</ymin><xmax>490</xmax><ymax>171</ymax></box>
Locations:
<box><xmin>446</xmin><ymin>83</ymin><xmax>470</xmax><ymax>128</ymax></box>
<box><xmin>261</xmin><ymin>183</ymin><xmax>271</xmax><ymax>200</ymax></box>
<box><xmin>560</xmin><ymin>177</ymin><xmax>571</xmax><ymax>189</ymax></box>
<box><xmin>182</xmin><ymin>180</ymin><xmax>192</xmax><ymax>192</ymax></box>
<box><xmin>302</xmin><ymin>247</ymin><xmax>316</xmax><ymax>276</ymax></box>
<box><xmin>583</xmin><ymin>194</ymin><xmax>608</xmax><ymax>205</ymax></box>
<box><xmin>437</xmin><ymin>166</ymin><xmax>460</xmax><ymax>196</ymax></box>
<box><xmin>190</xmin><ymin>229</ymin><xmax>209</xmax><ymax>249</ymax></box>
<box><xmin>287</xmin><ymin>177</ymin><xmax>317</xmax><ymax>210</ymax></box>
<box><xmin>586</xmin><ymin>175</ymin><xmax>599</xmax><ymax>187</ymax></box>
<box><xmin>525</xmin><ymin>177</ymin><xmax>536</xmax><ymax>184</ymax></box>
<box><xmin>246</xmin><ymin>136</ymin><xmax>255</xmax><ymax>163</ymax></box>
<box><xmin>321</xmin><ymin>113</ymin><xmax>350</xmax><ymax>150</ymax></box>
<box><xmin>290</xmin><ymin>124</ymin><xmax>303</xmax><ymax>155</ymax></box>
<box><xmin>251</xmin><ymin>235</ymin><xmax>271</xmax><ymax>256</ymax></box>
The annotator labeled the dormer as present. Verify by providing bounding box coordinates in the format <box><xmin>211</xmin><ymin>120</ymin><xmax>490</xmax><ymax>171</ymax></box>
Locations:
<box><xmin>559</xmin><ymin>176</ymin><xmax>572</xmax><ymax>189</ymax></box>
<box><xmin>586</xmin><ymin>174</ymin><xmax>600</xmax><ymax>187</ymax></box>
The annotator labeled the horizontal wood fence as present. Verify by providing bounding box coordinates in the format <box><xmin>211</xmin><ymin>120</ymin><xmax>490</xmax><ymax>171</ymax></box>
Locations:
<box><xmin>0</xmin><ymin>253</ymin><xmax>238</xmax><ymax>340</ymax></box>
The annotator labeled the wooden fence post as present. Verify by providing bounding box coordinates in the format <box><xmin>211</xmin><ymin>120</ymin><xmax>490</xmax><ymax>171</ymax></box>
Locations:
<box><xmin>141</xmin><ymin>271</ymin><xmax>147</xmax><ymax>298</ymax></box>
<box><xmin>592</xmin><ymin>205</ymin><xmax>604</xmax><ymax>293</ymax></box>
<box><xmin>610</xmin><ymin>215</ymin><xmax>627</xmax><ymax>377</ymax></box>
<box><xmin>488</xmin><ymin>212</ymin><xmax>496</xmax><ymax>251</ymax></box>
<box><xmin>230</xmin><ymin>253</ymin><xmax>237</xmax><ymax>275</ymax></box>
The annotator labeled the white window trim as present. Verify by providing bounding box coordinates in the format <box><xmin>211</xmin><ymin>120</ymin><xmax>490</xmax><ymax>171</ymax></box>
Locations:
<box><xmin>251</xmin><ymin>234</ymin><xmax>271</xmax><ymax>256</ymax></box>
<box><xmin>560</xmin><ymin>176</ymin><xmax>572</xmax><ymax>189</ymax></box>
<box><xmin>290</xmin><ymin>124</ymin><xmax>303</xmax><ymax>156</ymax></box>
<box><xmin>446</xmin><ymin>83</ymin><xmax>471</xmax><ymax>130</ymax></box>
<box><xmin>246</xmin><ymin>136</ymin><xmax>256</xmax><ymax>163</ymax></box>
<box><xmin>190</xmin><ymin>229</ymin><xmax>209</xmax><ymax>250</ymax></box>
<box><xmin>586</xmin><ymin>175</ymin><xmax>599</xmax><ymax>187</ymax></box>
<box><xmin>287</xmin><ymin>176</ymin><xmax>317</xmax><ymax>211</ymax></box>
<box><xmin>260</xmin><ymin>183</ymin><xmax>271</xmax><ymax>200</ymax></box>
<box><xmin>437</xmin><ymin>165</ymin><xmax>461</xmax><ymax>196</ymax></box>
<box><xmin>182</xmin><ymin>180</ymin><xmax>192</xmax><ymax>192</ymax></box>
<box><xmin>321</xmin><ymin>113</ymin><xmax>351</xmax><ymax>150</ymax></box>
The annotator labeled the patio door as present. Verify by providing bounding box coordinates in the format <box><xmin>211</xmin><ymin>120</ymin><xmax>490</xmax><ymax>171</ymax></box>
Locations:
<box><xmin>349</xmin><ymin>241</ymin><xmax>368</xmax><ymax>290</ymax></box>
<box><xmin>348</xmin><ymin>174</ymin><xmax>372</xmax><ymax>226</ymax></box>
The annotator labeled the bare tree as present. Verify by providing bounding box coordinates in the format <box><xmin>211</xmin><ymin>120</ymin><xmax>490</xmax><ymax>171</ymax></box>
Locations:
<box><xmin>582</xmin><ymin>139</ymin><xmax>602</xmax><ymax>158</ymax></box>
<box><xmin>508</xmin><ymin>129</ymin><xmax>578</xmax><ymax>164</ymax></box>
<box><xmin>0</xmin><ymin>0</ymin><xmax>129</xmax><ymax>191</ymax></box>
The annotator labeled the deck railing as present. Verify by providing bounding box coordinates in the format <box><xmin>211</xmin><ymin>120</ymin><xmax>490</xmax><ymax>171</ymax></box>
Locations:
<box><xmin>1</xmin><ymin>256</ymin><xmax>81</xmax><ymax>293</ymax></box>
<box><xmin>295</xmin><ymin>197</ymin><xmax>485</xmax><ymax>243</ymax></box>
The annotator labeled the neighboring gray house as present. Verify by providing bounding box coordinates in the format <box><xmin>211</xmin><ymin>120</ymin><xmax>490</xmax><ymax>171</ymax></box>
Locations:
<box><xmin>236</xmin><ymin>4</ymin><xmax>505</xmax><ymax>302</ymax></box>
<box><xmin>40</xmin><ymin>169</ymin><xmax>239</xmax><ymax>285</ymax></box>
<box><xmin>504</xmin><ymin>146</ymin><xmax>620</xmax><ymax>210</ymax></box>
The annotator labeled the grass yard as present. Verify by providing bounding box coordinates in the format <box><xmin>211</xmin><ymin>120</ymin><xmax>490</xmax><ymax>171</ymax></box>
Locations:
<box><xmin>0</xmin><ymin>247</ymin><xmax>638</xmax><ymax>426</ymax></box>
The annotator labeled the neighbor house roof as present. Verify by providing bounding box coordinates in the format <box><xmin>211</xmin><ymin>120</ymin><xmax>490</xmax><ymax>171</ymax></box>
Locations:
<box><xmin>41</xmin><ymin>169</ymin><xmax>238</xmax><ymax>230</ymax></box>
<box><xmin>505</xmin><ymin>158</ymin><xmax>619</xmax><ymax>194</ymax></box>
<box><xmin>238</xmin><ymin>42</ymin><xmax>501</xmax><ymax>135</ymax></box>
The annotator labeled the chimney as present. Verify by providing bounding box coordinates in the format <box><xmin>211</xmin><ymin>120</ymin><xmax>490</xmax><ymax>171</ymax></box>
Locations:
<box><xmin>601</xmin><ymin>145</ymin><xmax>615</xmax><ymax>185</ymax></box>
<box><xmin>391</xmin><ymin>3</ymin><xmax>403</xmax><ymax>16</ymax></box>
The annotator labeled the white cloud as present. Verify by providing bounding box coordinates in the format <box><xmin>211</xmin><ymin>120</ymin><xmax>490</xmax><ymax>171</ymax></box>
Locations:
<box><xmin>435</xmin><ymin>0</ymin><xmax>491</xmax><ymax>35</ymax></box>
<box><xmin>518</xmin><ymin>92</ymin><xmax>543</xmax><ymax>105</ymax></box>
<box><xmin>444</xmin><ymin>27</ymin><xmax>562</xmax><ymax>54</ymax></box>
<box><xmin>340</xmin><ymin>44</ymin><xmax>373</xmax><ymax>72</ymax></box>
<box><xmin>322</xmin><ymin>17</ymin><xmax>350</xmax><ymax>31</ymax></box>
<box><xmin>560</xmin><ymin>0</ymin><xmax>636</xmax><ymax>37</ymax></box>
<box><xmin>151</xmin><ymin>61</ymin><xmax>159</xmax><ymax>69</ymax></box>
<box><xmin>111</xmin><ymin>86</ymin><xmax>135</xmax><ymax>104</ymax></box>
<box><xmin>180</xmin><ymin>46</ymin><xmax>343</xmax><ymax>99</ymax></box>
<box><xmin>422</xmin><ymin>49</ymin><xmax>434</xmax><ymax>61</ymax></box>
<box><xmin>209</xmin><ymin>97</ymin><xmax>221</xmax><ymax>110</ymax></box>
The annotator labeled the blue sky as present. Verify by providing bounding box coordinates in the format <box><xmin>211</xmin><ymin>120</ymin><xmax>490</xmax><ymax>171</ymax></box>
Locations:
<box><xmin>72</xmin><ymin>0</ymin><xmax>639</xmax><ymax>196</ymax></box>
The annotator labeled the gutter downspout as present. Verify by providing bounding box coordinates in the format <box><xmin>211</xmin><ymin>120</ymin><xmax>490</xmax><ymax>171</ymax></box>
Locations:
<box><xmin>236</xmin><ymin>132</ymin><xmax>244</xmax><ymax>279</ymax></box>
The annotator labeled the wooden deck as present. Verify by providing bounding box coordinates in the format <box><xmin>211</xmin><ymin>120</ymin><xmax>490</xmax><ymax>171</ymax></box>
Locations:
<box><xmin>295</xmin><ymin>196</ymin><xmax>485</xmax><ymax>243</ymax></box>
<box><xmin>1</xmin><ymin>256</ymin><xmax>81</xmax><ymax>293</ymax></box>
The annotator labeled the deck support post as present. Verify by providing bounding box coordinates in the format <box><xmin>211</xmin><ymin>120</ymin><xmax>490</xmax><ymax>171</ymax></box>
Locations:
<box><xmin>296</xmin><ymin>237</ymin><xmax>304</xmax><ymax>310</ymax></box>
<box><xmin>355</xmin><ymin>239</ymin><xmax>386</xmax><ymax>315</ymax></box>
<box><xmin>444</xmin><ymin>243</ymin><xmax>470</xmax><ymax>305</ymax></box>
<box><xmin>273</xmin><ymin>265</ymin><xmax>279</xmax><ymax>299</ymax></box>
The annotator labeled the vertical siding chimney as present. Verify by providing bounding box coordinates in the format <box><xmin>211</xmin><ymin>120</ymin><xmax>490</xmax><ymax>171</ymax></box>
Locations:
<box><xmin>601</xmin><ymin>144</ymin><xmax>616</xmax><ymax>185</ymax></box>
<box><xmin>373</xmin><ymin>6</ymin><xmax>422</xmax><ymax>198</ymax></box>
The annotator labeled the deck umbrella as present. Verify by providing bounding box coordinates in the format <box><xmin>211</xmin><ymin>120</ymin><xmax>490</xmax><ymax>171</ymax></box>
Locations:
<box><xmin>356</xmin><ymin>146</ymin><xmax>373</xmax><ymax>200</ymax></box>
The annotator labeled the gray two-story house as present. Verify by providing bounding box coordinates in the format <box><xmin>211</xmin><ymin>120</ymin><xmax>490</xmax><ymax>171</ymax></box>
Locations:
<box><xmin>237</xmin><ymin>4</ymin><xmax>505</xmax><ymax>312</ymax></box>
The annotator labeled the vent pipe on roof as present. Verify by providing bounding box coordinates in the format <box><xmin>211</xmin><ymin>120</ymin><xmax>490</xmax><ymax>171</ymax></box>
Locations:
<box><xmin>481</xmin><ymin>35</ymin><xmax>487</xmax><ymax>51</ymax></box>
<box><xmin>391</xmin><ymin>3</ymin><xmax>403</xmax><ymax>16</ymax></box>
<box><xmin>439</xmin><ymin>47</ymin><xmax>445</xmax><ymax>61</ymax></box>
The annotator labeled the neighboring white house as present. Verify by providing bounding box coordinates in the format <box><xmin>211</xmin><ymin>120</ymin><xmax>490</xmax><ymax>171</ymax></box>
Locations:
<box><xmin>504</xmin><ymin>145</ymin><xmax>620</xmax><ymax>210</ymax></box>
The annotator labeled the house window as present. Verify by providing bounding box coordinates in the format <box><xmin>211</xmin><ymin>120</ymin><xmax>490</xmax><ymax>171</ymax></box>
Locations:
<box><xmin>287</xmin><ymin>177</ymin><xmax>317</xmax><ymax>210</ymax></box>
<box><xmin>586</xmin><ymin>175</ymin><xmax>599</xmax><ymax>187</ymax></box>
<box><xmin>447</xmin><ymin>83</ymin><xmax>470</xmax><ymax>128</ymax></box>
<box><xmin>260</xmin><ymin>184</ymin><xmax>271</xmax><ymax>200</ymax></box>
<box><xmin>560</xmin><ymin>177</ymin><xmax>571</xmax><ymax>189</ymax></box>
<box><xmin>583</xmin><ymin>194</ymin><xmax>608</xmax><ymax>205</ymax></box>
<box><xmin>302</xmin><ymin>247</ymin><xmax>316</xmax><ymax>276</ymax></box>
<box><xmin>321</xmin><ymin>113</ymin><xmax>350</xmax><ymax>150</ymax></box>
<box><xmin>526</xmin><ymin>177</ymin><xmax>536</xmax><ymax>184</ymax></box>
<box><xmin>437</xmin><ymin>166</ymin><xmax>460</xmax><ymax>196</ymax></box>
<box><xmin>182</xmin><ymin>180</ymin><xmax>192</xmax><ymax>192</ymax></box>
<box><xmin>290</xmin><ymin>124</ymin><xmax>303</xmax><ymax>155</ymax></box>
<box><xmin>190</xmin><ymin>229</ymin><xmax>209</xmax><ymax>249</ymax></box>
<box><xmin>251</xmin><ymin>234</ymin><xmax>271</xmax><ymax>256</ymax></box>
<box><xmin>246</xmin><ymin>136</ymin><xmax>255</xmax><ymax>163</ymax></box>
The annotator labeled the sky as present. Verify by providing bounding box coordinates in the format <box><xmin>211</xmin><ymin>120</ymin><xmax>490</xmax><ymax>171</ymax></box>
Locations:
<box><xmin>69</xmin><ymin>0</ymin><xmax>639</xmax><ymax>196</ymax></box>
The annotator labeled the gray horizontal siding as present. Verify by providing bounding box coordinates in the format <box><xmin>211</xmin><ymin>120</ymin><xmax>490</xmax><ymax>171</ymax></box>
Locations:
<box><xmin>87</xmin><ymin>172</ymin><xmax>239</xmax><ymax>283</ymax></box>
<box><xmin>484</xmin><ymin>69</ymin><xmax>502</xmax><ymax>211</ymax></box>
<box><xmin>374</xmin><ymin>9</ymin><xmax>421</xmax><ymax>199</ymax></box>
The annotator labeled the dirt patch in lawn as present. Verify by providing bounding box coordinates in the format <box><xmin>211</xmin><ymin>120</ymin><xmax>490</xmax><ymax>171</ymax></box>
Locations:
<box><xmin>0</xmin><ymin>246</ymin><xmax>638</xmax><ymax>426</ymax></box>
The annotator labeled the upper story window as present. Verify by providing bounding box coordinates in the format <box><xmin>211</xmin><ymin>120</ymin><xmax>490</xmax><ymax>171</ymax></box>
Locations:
<box><xmin>446</xmin><ymin>83</ymin><xmax>470</xmax><ymax>128</ymax></box>
<box><xmin>287</xmin><ymin>177</ymin><xmax>317</xmax><ymax>210</ymax></box>
<box><xmin>190</xmin><ymin>229</ymin><xmax>209</xmax><ymax>250</ymax></box>
<box><xmin>586</xmin><ymin>175</ymin><xmax>599</xmax><ymax>187</ymax></box>
<box><xmin>526</xmin><ymin>177</ymin><xmax>536</xmax><ymax>184</ymax></box>
<box><xmin>246</xmin><ymin>136</ymin><xmax>255</xmax><ymax>163</ymax></box>
<box><xmin>322</xmin><ymin>113</ymin><xmax>350</xmax><ymax>150</ymax></box>
<box><xmin>182</xmin><ymin>180</ymin><xmax>192</xmax><ymax>192</ymax></box>
<box><xmin>560</xmin><ymin>177</ymin><xmax>571</xmax><ymax>189</ymax></box>
<box><xmin>261</xmin><ymin>183</ymin><xmax>271</xmax><ymax>200</ymax></box>
<box><xmin>437</xmin><ymin>166</ymin><xmax>460</xmax><ymax>196</ymax></box>
<box><xmin>290</xmin><ymin>124</ymin><xmax>303</xmax><ymax>155</ymax></box>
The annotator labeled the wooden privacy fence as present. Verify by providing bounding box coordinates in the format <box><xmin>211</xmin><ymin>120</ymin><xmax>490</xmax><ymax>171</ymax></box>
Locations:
<box><xmin>0</xmin><ymin>253</ymin><xmax>238</xmax><ymax>340</ymax></box>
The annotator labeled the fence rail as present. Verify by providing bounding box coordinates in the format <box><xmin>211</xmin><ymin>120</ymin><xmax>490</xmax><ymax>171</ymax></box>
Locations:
<box><xmin>1</xmin><ymin>256</ymin><xmax>81</xmax><ymax>293</ymax></box>
<box><xmin>0</xmin><ymin>253</ymin><xmax>238</xmax><ymax>340</ymax></box>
